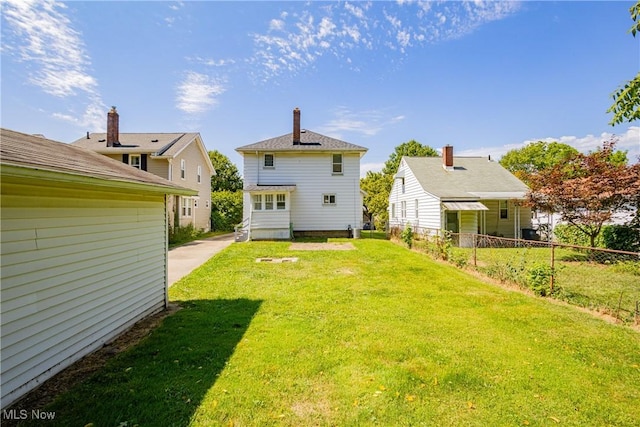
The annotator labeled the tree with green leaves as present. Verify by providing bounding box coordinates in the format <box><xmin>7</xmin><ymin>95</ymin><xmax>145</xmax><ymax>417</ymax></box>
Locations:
<box><xmin>361</xmin><ymin>140</ymin><xmax>438</xmax><ymax>228</ymax></box>
<box><xmin>382</xmin><ymin>140</ymin><xmax>439</xmax><ymax>176</ymax></box>
<box><xmin>361</xmin><ymin>171</ymin><xmax>393</xmax><ymax>226</ymax></box>
<box><xmin>499</xmin><ymin>141</ymin><xmax>579</xmax><ymax>186</ymax></box>
<box><xmin>607</xmin><ymin>1</ymin><xmax>640</xmax><ymax>125</ymax></box>
<box><xmin>527</xmin><ymin>140</ymin><xmax>640</xmax><ymax>247</ymax></box>
<box><xmin>208</xmin><ymin>150</ymin><xmax>243</xmax><ymax>192</ymax></box>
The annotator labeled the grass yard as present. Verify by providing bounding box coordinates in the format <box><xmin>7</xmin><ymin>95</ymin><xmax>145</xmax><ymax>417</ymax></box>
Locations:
<box><xmin>450</xmin><ymin>245</ymin><xmax>640</xmax><ymax>322</ymax></box>
<box><xmin>29</xmin><ymin>239</ymin><xmax>640</xmax><ymax>426</ymax></box>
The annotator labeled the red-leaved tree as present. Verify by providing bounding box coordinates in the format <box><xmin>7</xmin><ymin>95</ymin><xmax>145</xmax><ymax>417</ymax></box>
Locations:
<box><xmin>527</xmin><ymin>140</ymin><xmax>640</xmax><ymax>247</ymax></box>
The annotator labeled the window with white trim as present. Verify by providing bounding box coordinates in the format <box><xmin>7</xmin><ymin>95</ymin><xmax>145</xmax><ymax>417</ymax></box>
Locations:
<box><xmin>323</xmin><ymin>194</ymin><xmax>336</xmax><ymax>205</ymax></box>
<box><xmin>332</xmin><ymin>154</ymin><xmax>343</xmax><ymax>174</ymax></box>
<box><xmin>180</xmin><ymin>159</ymin><xmax>186</xmax><ymax>179</ymax></box>
<box><xmin>391</xmin><ymin>203</ymin><xmax>396</xmax><ymax>219</ymax></box>
<box><xmin>265</xmin><ymin>194</ymin><xmax>274</xmax><ymax>210</ymax></box>
<box><xmin>499</xmin><ymin>200</ymin><xmax>508</xmax><ymax>219</ymax></box>
<box><xmin>401</xmin><ymin>201</ymin><xmax>407</xmax><ymax>219</ymax></box>
<box><xmin>253</xmin><ymin>194</ymin><xmax>262</xmax><ymax>210</ymax></box>
<box><xmin>181</xmin><ymin>197</ymin><xmax>193</xmax><ymax>217</ymax></box>
<box><xmin>277</xmin><ymin>194</ymin><xmax>286</xmax><ymax>210</ymax></box>
<box><xmin>129</xmin><ymin>154</ymin><xmax>141</xmax><ymax>169</ymax></box>
<box><xmin>197</xmin><ymin>165</ymin><xmax>202</xmax><ymax>183</ymax></box>
<box><xmin>415</xmin><ymin>199</ymin><xmax>419</xmax><ymax>218</ymax></box>
<box><xmin>264</xmin><ymin>153</ymin><xmax>274</xmax><ymax>168</ymax></box>
<box><xmin>401</xmin><ymin>178</ymin><xmax>405</xmax><ymax>194</ymax></box>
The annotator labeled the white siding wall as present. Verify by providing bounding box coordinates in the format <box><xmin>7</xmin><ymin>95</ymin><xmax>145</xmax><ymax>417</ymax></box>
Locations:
<box><xmin>243</xmin><ymin>152</ymin><xmax>362</xmax><ymax>231</ymax></box>
<box><xmin>0</xmin><ymin>181</ymin><xmax>169</xmax><ymax>409</ymax></box>
<box><xmin>388</xmin><ymin>160</ymin><xmax>441</xmax><ymax>232</ymax></box>
<box><xmin>173</xmin><ymin>142</ymin><xmax>212</xmax><ymax>232</ymax></box>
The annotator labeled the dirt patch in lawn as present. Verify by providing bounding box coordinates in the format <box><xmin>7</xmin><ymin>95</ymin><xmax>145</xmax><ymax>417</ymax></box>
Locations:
<box><xmin>290</xmin><ymin>242</ymin><xmax>356</xmax><ymax>251</ymax></box>
<box><xmin>3</xmin><ymin>304</ymin><xmax>181</xmax><ymax>423</ymax></box>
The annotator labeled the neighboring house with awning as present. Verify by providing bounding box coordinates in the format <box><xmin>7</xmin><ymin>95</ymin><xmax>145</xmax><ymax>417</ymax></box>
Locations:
<box><xmin>388</xmin><ymin>145</ymin><xmax>532</xmax><ymax>244</ymax></box>
<box><xmin>0</xmin><ymin>128</ymin><xmax>195</xmax><ymax>409</ymax></box>
<box><xmin>235</xmin><ymin>108</ymin><xmax>368</xmax><ymax>240</ymax></box>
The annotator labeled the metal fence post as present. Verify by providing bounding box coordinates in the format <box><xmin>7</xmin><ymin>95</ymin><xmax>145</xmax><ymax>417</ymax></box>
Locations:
<box><xmin>473</xmin><ymin>234</ymin><xmax>477</xmax><ymax>267</ymax></box>
<box><xmin>550</xmin><ymin>243</ymin><xmax>555</xmax><ymax>293</ymax></box>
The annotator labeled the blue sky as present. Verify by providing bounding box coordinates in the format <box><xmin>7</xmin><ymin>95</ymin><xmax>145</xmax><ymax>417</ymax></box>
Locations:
<box><xmin>2</xmin><ymin>0</ymin><xmax>638</xmax><ymax>176</ymax></box>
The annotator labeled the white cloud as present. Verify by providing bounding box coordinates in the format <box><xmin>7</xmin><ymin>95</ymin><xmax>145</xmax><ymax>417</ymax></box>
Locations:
<box><xmin>456</xmin><ymin>126</ymin><xmax>640</xmax><ymax>163</ymax></box>
<box><xmin>270</xmin><ymin>18</ymin><xmax>285</xmax><ymax>31</ymax></box>
<box><xmin>318</xmin><ymin>107</ymin><xmax>406</xmax><ymax>138</ymax></box>
<box><xmin>176</xmin><ymin>71</ymin><xmax>226</xmax><ymax>114</ymax></box>
<box><xmin>2</xmin><ymin>0</ymin><xmax>107</xmax><ymax>130</ymax></box>
<box><xmin>361</xmin><ymin>162</ymin><xmax>385</xmax><ymax>177</ymax></box>
<box><xmin>250</xmin><ymin>1</ymin><xmax>522</xmax><ymax>80</ymax></box>
<box><xmin>2</xmin><ymin>0</ymin><xmax>98</xmax><ymax>97</ymax></box>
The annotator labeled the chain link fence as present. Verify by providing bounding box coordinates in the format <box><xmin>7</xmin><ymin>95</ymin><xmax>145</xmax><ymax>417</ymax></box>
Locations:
<box><xmin>389</xmin><ymin>225</ymin><xmax>640</xmax><ymax>324</ymax></box>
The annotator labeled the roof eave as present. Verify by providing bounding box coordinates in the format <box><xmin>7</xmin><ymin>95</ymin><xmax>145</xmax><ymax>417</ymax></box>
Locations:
<box><xmin>0</xmin><ymin>163</ymin><xmax>197</xmax><ymax>196</ymax></box>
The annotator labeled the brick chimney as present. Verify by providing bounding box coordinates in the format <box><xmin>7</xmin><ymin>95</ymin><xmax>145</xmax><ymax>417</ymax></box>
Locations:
<box><xmin>293</xmin><ymin>107</ymin><xmax>301</xmax><ymax>145</ymax></box>
<box><xmin>443</xmin><ymin>145</ymin><xmax>454</xmax><ymax>170</ymax></box>
<box><xmin>107</xmin><ymin>106</ymin><xmax>119</xmax><ymax>147</ymax></box>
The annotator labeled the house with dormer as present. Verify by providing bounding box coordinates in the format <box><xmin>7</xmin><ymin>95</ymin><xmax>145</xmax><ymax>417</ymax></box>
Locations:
<box><xmin>388</xmin><ymin>145</ymin><xmax>532</xmax><ymax>245</ymax></box>
<box><xmin>235</xmin><ymin>108</ymin><xmax>368</xmax><ymax>240</ymax></box>
<box><xmin>72</xmin><ymin>108</ymin><xmax>215</xmax><ymax>231</ymax></box>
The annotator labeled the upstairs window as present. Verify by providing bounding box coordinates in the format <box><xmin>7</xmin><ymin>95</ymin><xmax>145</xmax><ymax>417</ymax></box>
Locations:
<box><xmin>180</xmin><ymin>159</ymin><xmax>186</xmax><ymax>179</ymax></box>
<box><xmin>197</xmin><ymin>165</ymin><xmax>202</xmax><ymax>183</ymax></box>
<box><xmin>332</xmin><ymin>154</ymin><xmax>343</xmax><ymax>174</ymax></box>
<box><xmin>264</xmin><ymin>153</ymin><xmax>275</xmax><ymax>168</ymax></box>
<box><xmin>129</xmin><ymin>154</ymin><xmax>141</xmax><ymax>169</ymax></box>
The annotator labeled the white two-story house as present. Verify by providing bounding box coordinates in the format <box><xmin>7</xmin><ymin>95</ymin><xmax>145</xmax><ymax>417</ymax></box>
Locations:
<box><xmin>235</xmin><ymin>108</ymin><xmax>368</xmax><ymax>240</ymax></box>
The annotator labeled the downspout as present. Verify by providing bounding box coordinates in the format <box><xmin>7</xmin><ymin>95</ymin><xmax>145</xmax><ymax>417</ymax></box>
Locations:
<box><xmin>163</xmin><ymin>194</ymin><xmax>169</xmax><ymax>306</ymax></box>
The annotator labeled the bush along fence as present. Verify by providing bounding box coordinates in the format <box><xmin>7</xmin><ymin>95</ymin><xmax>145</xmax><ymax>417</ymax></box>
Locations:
<box><xmin>389</xmin><ymin>225</ymin><xmax>640</xmax><ymax>325</ymax></box>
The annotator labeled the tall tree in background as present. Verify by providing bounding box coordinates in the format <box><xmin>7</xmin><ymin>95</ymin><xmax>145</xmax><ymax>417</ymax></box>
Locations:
<box><xmin>209</xmin><ymin>150</ymin><xmax>243</xmax><ymax>192</ymax></box>
<box><xmin>208</xmin><ymin>150</ymin><xmax>243</xmax><ymax>230</ymax></box>
<box><xmin>382</xmin><ymin>140</ymin><xmax>439</xmax><ymax>175</ymax></box>
<box><xmin>361</xmin><ymin>140</ymin><xmax>438</xmax><ymax>227</ymax></box>
<box><xmin>499</xmin><ymin>141</ymin><xmax>578</xmax><ymax>186</ymax></box>
<box><xmin>607</xmin><ymin>1</ymin><xmax>640</xmax><ymax>125</ymax></box>
<box><xmin>527</xmin><ymin>140</ymin><xmax>640</xmax><ymax>247</ymax></box>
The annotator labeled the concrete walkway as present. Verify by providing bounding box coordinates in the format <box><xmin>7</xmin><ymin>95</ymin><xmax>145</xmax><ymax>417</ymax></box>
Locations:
<box><xmin>168</xmin><ymin>233</ymin><xmax>235</xmax><ymax>286</ymax></box>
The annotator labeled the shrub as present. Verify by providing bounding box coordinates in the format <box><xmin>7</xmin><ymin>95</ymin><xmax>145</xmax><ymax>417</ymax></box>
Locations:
<box><xmin>527</xmin><ymin>263</ymin><xmax>555</xmax><ymax>296</ymax></box>
<box><xmin>169</xmin><ymin>223</ymin><xmax>200</xmax><ymax>245</ymax></box>
<box><xmin>210</xmin><ymin>191</ymin><xmax>243</xmax><ymax>231</ymax></box>
<box><xmin>602</xmin><ymin>225</ymin><xmax>640</xmax><ymax>252</ymax></box>
<box><xmin>401</xmin><ymin>224</ymin><xmax>413</xmax><ymax>248</ymax></box>
<box><xmin>553</xmin><ymin>224</ymin><xmax>605</xmax><ymax>247</ymax></box>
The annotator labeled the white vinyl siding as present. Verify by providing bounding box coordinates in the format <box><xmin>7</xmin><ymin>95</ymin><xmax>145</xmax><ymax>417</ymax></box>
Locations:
<box><xmin>242</xmin><ymin>152</ymin><xmax>362</xmax><ymax>231</ymax></box>
<box><xmin>388</xmin><ymin>160</ymin><xmax>441</xmax><ymax>231</ymax></box>
<box><xmin>0</xmin><ymin>181</ymin><xmax>168</xmax><ymax>409</ymax></box>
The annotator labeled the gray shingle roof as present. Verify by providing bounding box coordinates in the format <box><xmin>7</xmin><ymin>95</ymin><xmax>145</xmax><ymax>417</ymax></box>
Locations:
<box><xmin>236</xmin><ymin>130</ymin><xmax>368</xmax><ymax>153</ymax></box>
<box><xmin>1</xmin><ymin>128</ymin><xmax>194</xmax><ymax>194</ymax></box>
<box><xmin>403</xmin><ymin>156</ymin><xmax>529</xmax><ymax>200</ymax></box>
<box><xmin>71</xmin><ymin>132</ymin><xmax>200</xmax><ymax>157</ymax></box>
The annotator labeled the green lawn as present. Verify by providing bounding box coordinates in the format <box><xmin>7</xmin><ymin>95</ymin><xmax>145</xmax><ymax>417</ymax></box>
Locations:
<box><xmin>34</xmin><ymin>240</ymin><xmax>640</xmax><ymax>426</ymax></box>
<box><xmin>447</xmin><ymin>245</ymin><xmax>640</xmax><ymax>322</ymax></box>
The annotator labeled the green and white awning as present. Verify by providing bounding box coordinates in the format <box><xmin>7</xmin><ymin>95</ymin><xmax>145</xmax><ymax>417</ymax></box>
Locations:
<box><xmin>442</xmin><ymin>201</ymin><xmax>488</xmax><ymax>211</ymax></box>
